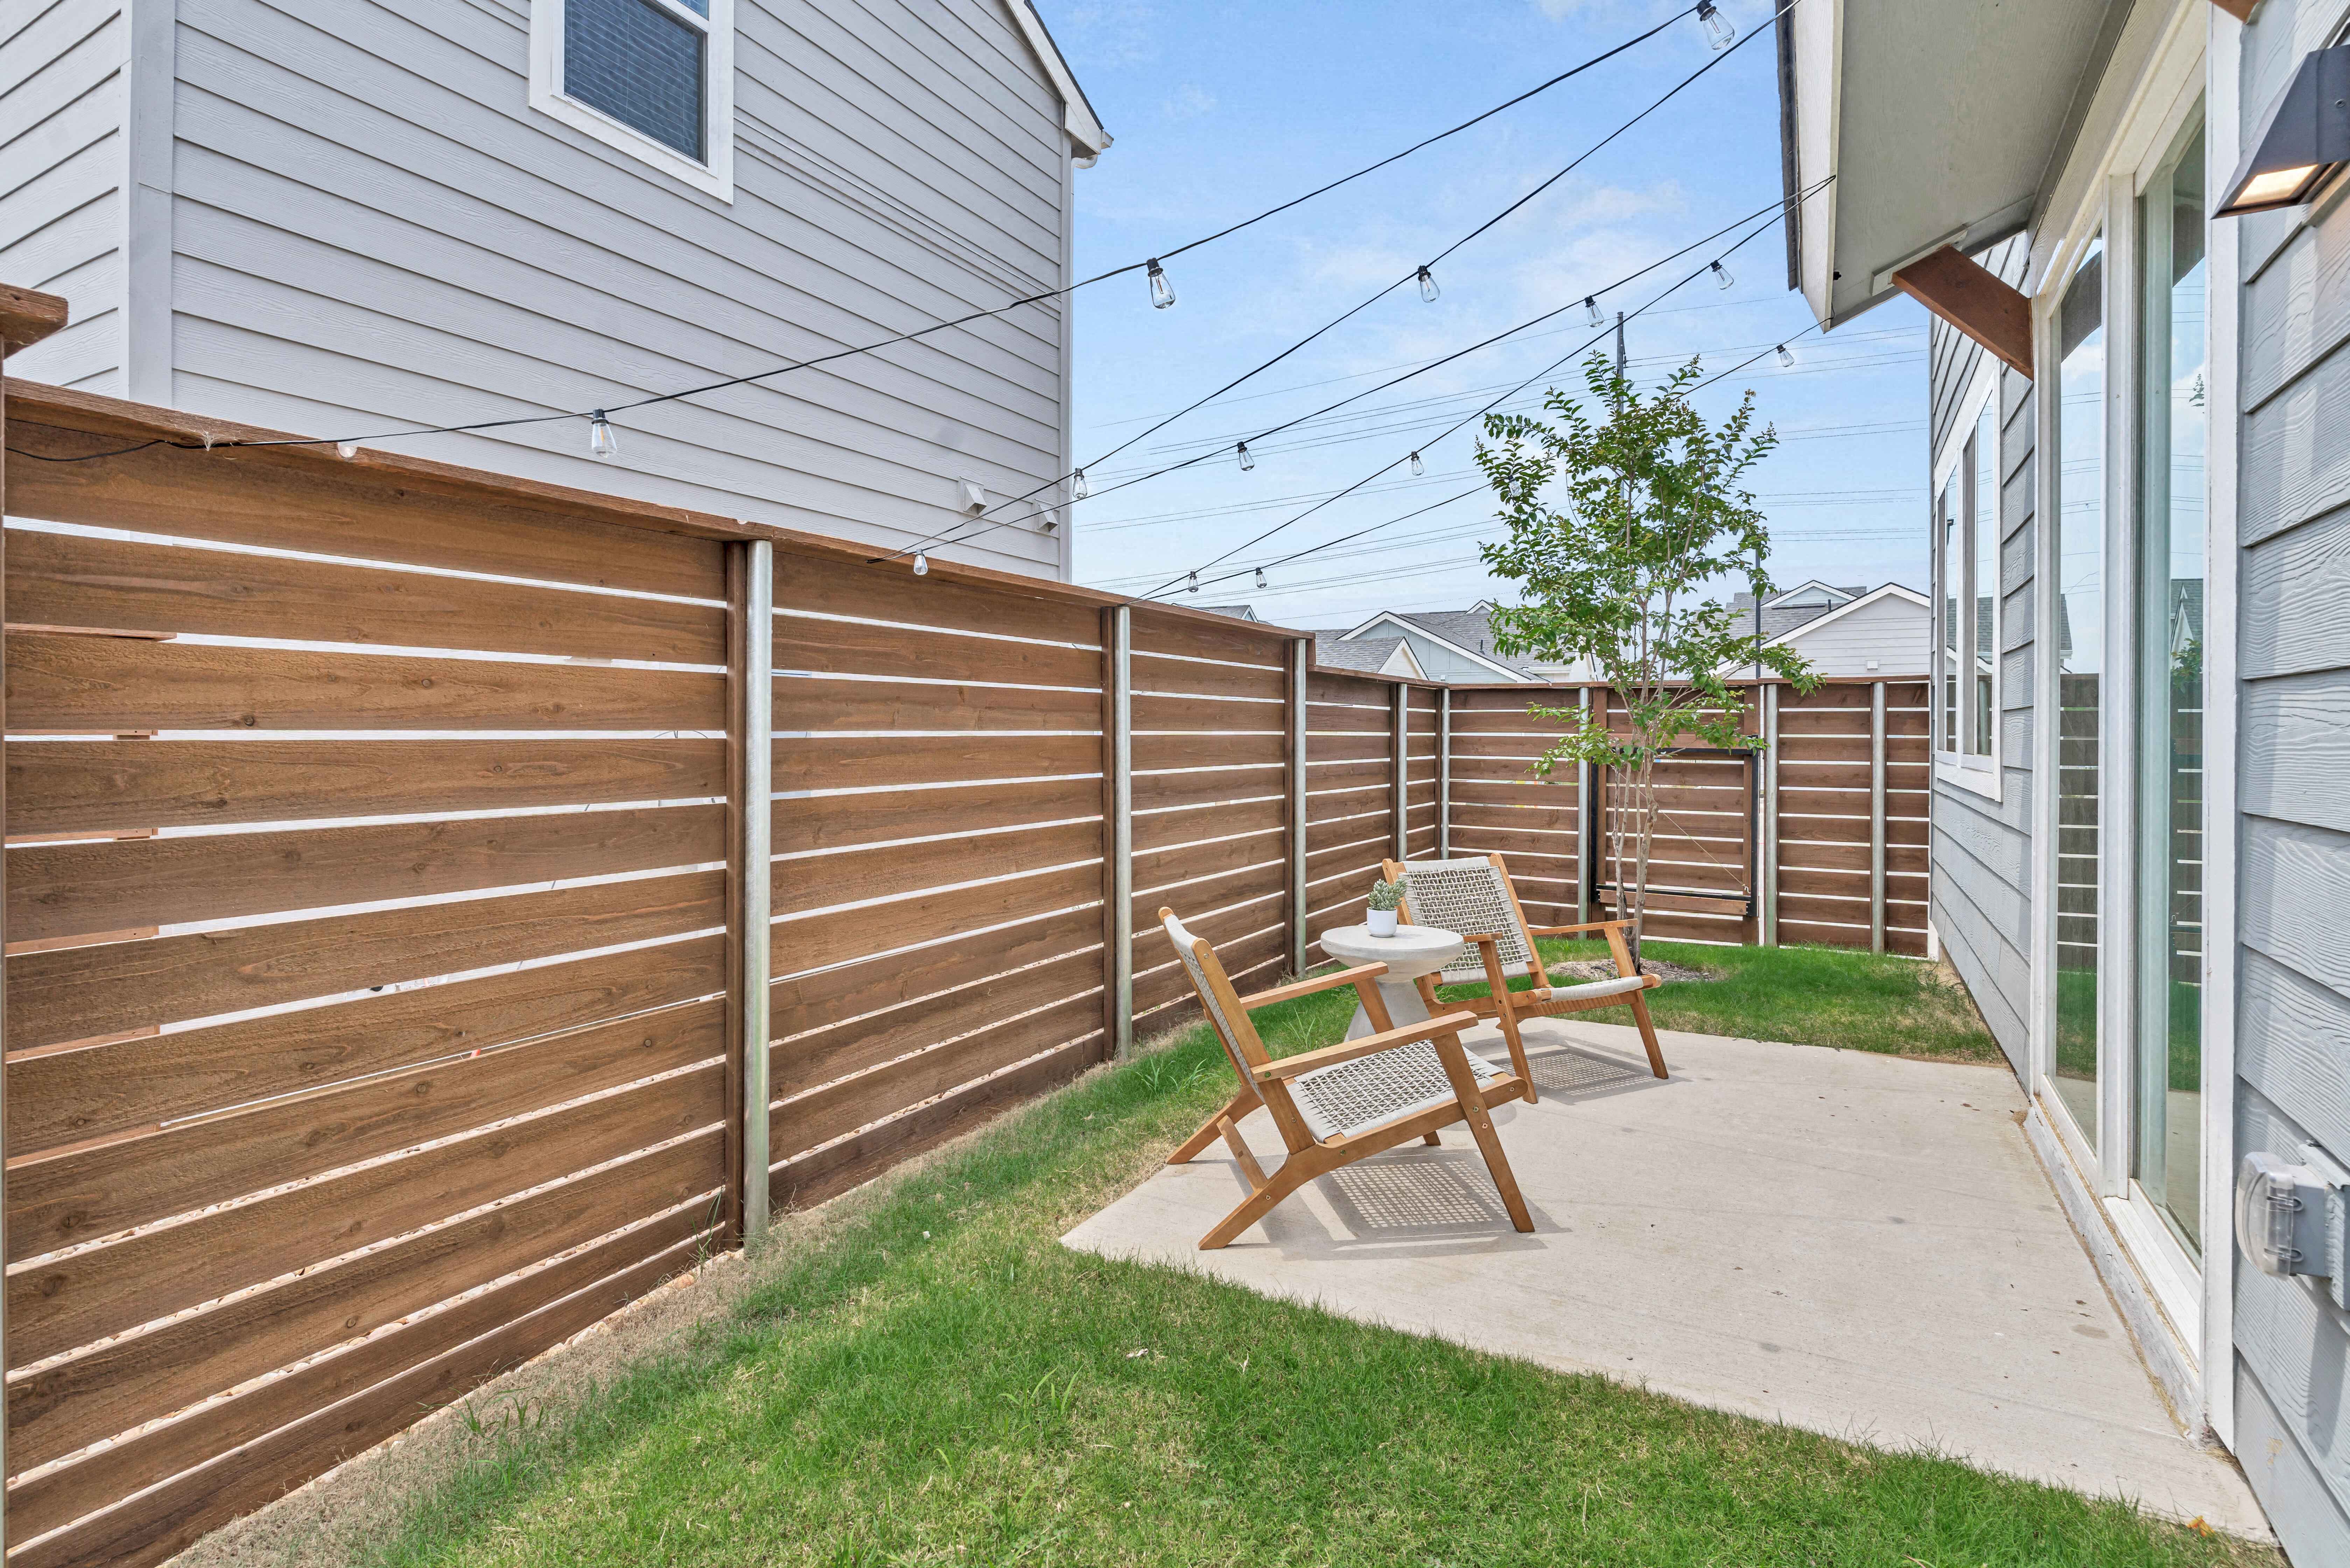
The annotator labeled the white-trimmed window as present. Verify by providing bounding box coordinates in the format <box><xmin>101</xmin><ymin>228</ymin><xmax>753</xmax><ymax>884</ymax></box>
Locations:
<box><xmin>531</xmin><ymin>0</ymin><xmax>736</xmax><ymax>201</ymax></box>
<box><xmin>1932</xmin><ymin>363</ymin><xmax>2001</xmax><ymax>793</ymax></box>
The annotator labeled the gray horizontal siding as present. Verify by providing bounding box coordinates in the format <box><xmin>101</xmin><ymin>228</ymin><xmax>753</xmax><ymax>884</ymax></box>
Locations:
<box><xmin>2233</xmin><ymin>10</ymin><xmax>2350</xmax><ymax>1554</ymax></box>
<box><xmin>0</xmin><ymin>0</ymin><xmax>123</xmax><ymax>390</ymax></box>
<box><xmin>153</xmin><ymin>0</ymin><xmax>1073</xmax><ymax>575</ymax></box>
<box><xmin>1929</xmin><ymin>292</ymin><xmax>2035</xmax><ymax>1082</ymax></box>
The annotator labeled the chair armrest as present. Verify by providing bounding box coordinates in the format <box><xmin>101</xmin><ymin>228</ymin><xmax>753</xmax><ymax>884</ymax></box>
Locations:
<box><xmin>1253</xmin><ymin>1011</ymin><xmax>1483</xmax><ymax>1081</ymax></box>
<box><xmin>1239</xmin><ymin>962</ymin><xmax>1387</xmax><ymax>1011</ymax></box>
<box><xmin>1526</xmin><ymin>919</ymin><xmax>1634</xmax><ymax>936</ymax></box>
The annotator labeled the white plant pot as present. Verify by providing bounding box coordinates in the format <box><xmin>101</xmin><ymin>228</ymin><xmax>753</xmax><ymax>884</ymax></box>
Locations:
<box><xmin>1366</xmin><ymin>908</ymin><xmax>1399</xmax><ymax>937</ymax></box>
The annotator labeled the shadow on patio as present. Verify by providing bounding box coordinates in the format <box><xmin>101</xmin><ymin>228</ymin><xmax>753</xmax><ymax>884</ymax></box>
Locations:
<box><xmin>1064</xmin><ymin>1016</ymin><xmax>2268</xmax><ymax>1536</ymax></box>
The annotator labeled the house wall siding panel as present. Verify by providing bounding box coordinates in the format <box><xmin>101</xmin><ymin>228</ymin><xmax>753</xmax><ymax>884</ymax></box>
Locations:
<box><xmin>2230</xmin><ymin>4</ymin><xmax>2350</xmax><ymax>1559</ymax></box>
<box><xmin>0</xmin><ymin>0</ymin><xmax>124</xmax><ymax>390</ymax></box>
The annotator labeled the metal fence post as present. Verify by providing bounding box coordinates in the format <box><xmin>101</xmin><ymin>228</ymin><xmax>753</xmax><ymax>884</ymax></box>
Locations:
<box><xmin>728</xmin><ymin>539</ymin><xmax>774</xmax><ymax>1244</ymax></box>
<box><xmin>1288</xmin><ymin>638</ymin><xmax>1310</xmax><ymax>976</ymax></box>
<box><xmin>1870</xmin><ymin>680</ymin><xmax>1888</xmax><ymax>954</ymax></box>
<box><xmin>1577</xmin><ymin>686</ymin><xmax>1594</xmax><ymax>925</ymax></box>
<box><xmin>1760</xmin><ymin>682</ymin><xmax>1780</xmax><ymax>947</ymax></box>
<box><xmin>1391</xmin><ymin>682</ymin><xmax>1409</xmax><ymax>863</ymax></box>
<box><xmin>1102</xmin><ymin>606</ymin><xmax>1134</xmax><ymax>1058</ymax></box>
<box><xmin>1436</xmin><ymin>686</ymin><xmax>1452</xmax><ymax>859</ymax></box>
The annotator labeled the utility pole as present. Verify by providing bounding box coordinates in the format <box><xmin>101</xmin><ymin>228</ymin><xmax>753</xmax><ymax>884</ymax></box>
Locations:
<box><xmin>1613</xmin><ymin>310</ymin><xmax>1627</xmax><ymax>377</ymax></box>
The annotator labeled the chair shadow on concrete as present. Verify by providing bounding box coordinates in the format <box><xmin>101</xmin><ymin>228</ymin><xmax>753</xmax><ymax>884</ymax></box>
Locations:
<box><xmin>1220</xmin><ymin>1144</ymin><xmax>1556</xmax><ymax>1258</ymax></box>
<box><xmin>1510</xmin><ymin>1038</ymin><xmax>1676</xmax><ymax>1103</ymax></box>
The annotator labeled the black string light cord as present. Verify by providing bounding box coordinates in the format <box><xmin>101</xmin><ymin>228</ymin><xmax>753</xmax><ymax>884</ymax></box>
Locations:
<box><xmin>1132</xmin><ymin>183</ymin><xmax>1825</xmax><ymax>601</ymax></box>
<box><xmin>6</xmin><ymin>9</ymin><xmax>1707</xmax><ymax>469</ymax></box>
<box><xmin>908</xmin><ymin>177</ymin><xmax>1825</xmax><ymax>568</ymax></box>
<box><xmin>883</xmin><ymin>0</ymin><xmax>1800</xmax><ymax>565</ymax></box>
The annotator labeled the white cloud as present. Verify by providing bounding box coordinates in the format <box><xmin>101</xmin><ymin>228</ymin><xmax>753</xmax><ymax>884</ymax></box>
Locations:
<box><xmin>1164</xmin><ymin>83</ymin><xmax>1216</xmax><ymax>120</ymax></box>
<box><xmin>1063</xmin><ymin>0</ymin><xmax>1158</xmax><ymax>65</ymax></box>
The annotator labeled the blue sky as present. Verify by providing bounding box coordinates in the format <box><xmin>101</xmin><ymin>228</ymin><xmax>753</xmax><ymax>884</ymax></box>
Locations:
<box><xmin>1044</xmin><ymin>0</ymin><xmax>1930</xmax><ymax>631</ymax></box>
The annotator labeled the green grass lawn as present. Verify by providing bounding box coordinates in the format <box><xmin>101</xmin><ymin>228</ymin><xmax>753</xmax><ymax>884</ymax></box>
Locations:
<box><xmin>332</xmin><ymin>947</ymin><xmax>2256</xmax><ymax>1568</ymax></box>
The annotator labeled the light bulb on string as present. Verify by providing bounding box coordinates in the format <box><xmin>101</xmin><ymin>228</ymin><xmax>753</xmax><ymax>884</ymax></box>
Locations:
<box><xmin>1584</xmin><ymin>296</ymin><xmax>1604</xmax><ymax>328</ymax></box>
<box><xmin>1696</xmin><ymin>0</ymin><xmax>1733</xmax><ymax>50</ymax></box>
<box><xmin>1408</xmin><ymin>451</ymin><xmax>1425</xmax><ymax>477</ymax></box>
<box><xmin>1146</xmin><ymin>259</ymin><xmax>1175</xmax><ymax>309</ymax></box>
<box><xmin>1187</xmin><ymin>571</ymin><xmax>1200</xmax><ymax>595</ymax></box>
<box><xmin>913</xmin><ymin>552</ymin><xmax>930</xmax><ymax>576</ymax></box>
<box><xmin>1255</xmin><ymin>567</ymin><xmax>1268</xmax><ymax>590</ymax></box>
<box><xmin>1417</xmin><ymin>266</ymin><xmax>1440</xmax><ymax>303</ymax></box>
<box><xmin>1237</xmin><ymin>441</ymin><xmax>1255</xmax><ymax>472</ymax></box>
<box><xmin>335</xmin><ymin>442</ymin><xmax>359</xmax><ymax>461</ymax></box>
<box><xmin>1071</xmin><ymin>468</ymin><xmax>1090</xmax><ymax>500</ymax></box>
<box><xmin>1710</xmin><ymin>260</ymin><xmax>1733</xmax><ymax>291</ymax></box>
<box><xmin>588</xmin><ymin>411</ymin><xmax>619</xmax><ymax>460</ymax></box>
<box><xmin>1775</xmin><ymin>343</ymin><xmax>1796</xmax><ymax>369</ymax></box>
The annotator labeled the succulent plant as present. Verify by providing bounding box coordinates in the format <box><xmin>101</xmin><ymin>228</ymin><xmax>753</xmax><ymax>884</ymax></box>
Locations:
<box><xmin>1367</xmin><ymin>876</ymin><xmax>1405</xmax><ymax>913</ymax></box>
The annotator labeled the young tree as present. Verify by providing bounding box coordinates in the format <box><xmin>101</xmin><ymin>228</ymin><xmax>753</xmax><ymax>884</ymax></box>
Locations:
<box><xmin>1475</xmin><ymin>355</ymin><xmax>1818</xmax><ymax>965</ymax></box>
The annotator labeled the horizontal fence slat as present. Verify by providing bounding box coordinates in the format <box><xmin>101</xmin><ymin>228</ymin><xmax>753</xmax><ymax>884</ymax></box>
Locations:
<box><xmin>7</xmin><ymin>869</ymin><xmax>725</xmax><ymax>1052</ymax></box>
<box><xmin>774</xmin><ymin>615</ymin><xmax>1099</xmax><ymax>688</ymax></box>
<box><xmin>778</xmin><ymin>552</ymin><xmax>1102</xmax><ymax>649</ymax></box>
<box><xmin>773</xmin><ymin>778</ymin><xmax>1100</xmax><ymax>855</ymax></box>
<box><xmin>773</xmin><ymin>906</ymin><xmax>1100</xmax><ymax>1042</ymax></box>
<box><xmin>5</xmin><ymin>1131</ymin><xmax>723</xmax><ymax>1474</ymax></box>
<box><xmin>1</xmin><ymin>416</ymin><xmax>727</xmax><ymax>599</ymax></box>
<box><xmin>9</xmin><ymin>1046</ymin><xmax>724</xmax><ymax>1363</ymax></box>
<box><xmin>7</xmin><ymin>935</ymin><xmax>723</xmax><ymax>1155</ymax></box>
<box><xmin>769</xmin><ymin>862</ymin><xmax>1100</xmax><ymax>978</ymax></box>
<box><xmin>5</xmin><ymin>526</ymin><xmax>727</xmax><ymax>663</ymax></box>
<box><xmin>774</xmin><ymin>677</ymin><xmax>1101</xmax><ymax>733</ymax></box>
<box><xmin>6</xmin><ymin>737</ymin><xmax>727</xmax><ymax>837</ymax></box>
<box><xmin>9</xmin><ymin>802</ymin><xmax>724</xmax><ymax>944</ymax></box>
<box><xmin>772</xmin><ymin>947</ymin><xmax>1101</xmax><ymax>1103</ymax></box>
<box><xmin>8</xmin><ymin>634</ymin><xmax>725</xmax><ymax>733</ymax></box>
<box><xmin>1130</xmin><ymin>612</ymin><xmax>1290</xmax><ymax>668</ymax></box>
<box><xmin>774</xmin><ymin>732</ymin><xmax>1100</xmax><ymax>792</ymax></box>
<box><xmin>774</xmin><ymin>820</ymin><xmax>1101</xmax><ymax>917</ymax></box>
<box><xmin>5</xmin><ymin>1204</ymin><xmax>711</xmax><ymax>1565</ymax></box>
<box><xmin>1134</xmin><ymin>794</ymin><xmax>1285</xmax><ymax>853</ymax></box>
<box><xmin>770</xmin><ymin>993</ymin><xmax>1103</xmax><ymax>1163</ymax></box>
<box><xmin>1129</xmin><ymin>731</ymin><xmax>1284</xmax><ymax>771</ymax></box>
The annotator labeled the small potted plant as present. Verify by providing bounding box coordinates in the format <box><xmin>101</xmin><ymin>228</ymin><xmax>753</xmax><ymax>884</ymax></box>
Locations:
<box><xmin>1366</xmin><ymin>876</ymin><xmax>1405</xmax><ymax>937</ymax></box>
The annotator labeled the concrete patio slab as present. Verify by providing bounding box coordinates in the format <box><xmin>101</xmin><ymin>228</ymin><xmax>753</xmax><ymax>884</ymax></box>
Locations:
<box><xmin>1063</xmin><ymin>1018</ymin><xmax>2267</xmax><ymax>1536</ymax></box>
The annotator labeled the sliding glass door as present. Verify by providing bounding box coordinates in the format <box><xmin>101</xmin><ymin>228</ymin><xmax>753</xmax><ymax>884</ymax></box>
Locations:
<box><xmin>2133</xmin><ymin>113</ymin><xmax>2207</xmax><ymax>1256</ymax></box>
<box><xmin>2050</xmin><ymin>236</ymin><xmax>2105</xmax><ymax>1150</ymax></box>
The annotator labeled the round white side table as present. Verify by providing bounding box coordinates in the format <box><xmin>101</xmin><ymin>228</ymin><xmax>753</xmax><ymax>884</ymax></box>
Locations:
<box><xmin>1318</xmin><ymin>923</ymin><xmax>1467</xmax><ymax>1040</ymax></box>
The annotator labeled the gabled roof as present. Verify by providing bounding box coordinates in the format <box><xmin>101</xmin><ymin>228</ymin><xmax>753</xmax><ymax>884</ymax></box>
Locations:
<box><xmin>1005</xmin><ymin>2</ymin><xmax>1111</xmax><ymax>162</ymax></box>
<box><xmin>1314</xmin><ymin>633</ymin><xmax>1425</xmax><ymax>679</ymax></box>
<box><xmin>1195</xmin><ymin>604</ymin><xmax>1258</xmax><ymax>621</ymax></box>
<box><xmin>1333</xmin><ymin>606</ymin><xmax>1534</xmax><ymax>682</ymax></box>
<box><xmin>1716</xmin><ymin>582</ymin><xmax>1928</xmax><ymax>676</ymax></box>
<box><xmin>1728</xmin><ymin>582</ymin><xmax>1875</xmax><ymax>640</ymax></box>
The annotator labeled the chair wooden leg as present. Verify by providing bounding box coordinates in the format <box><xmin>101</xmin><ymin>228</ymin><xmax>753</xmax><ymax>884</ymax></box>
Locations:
<box><xmin>1492</xmin><ymin>993</ymin><xmax>1537</xmax><ymax>1103</ymax></box>
<box><xmin>1627</xmin><ymin>991</ymin><xmax>1668</xmax><ymax>1080</ymax></box>
<box><xmin>1422</xmin><ymin>1131</ymin><xmax>1442</xmax><ymax>1146</ymax></box>
<box><xmin>1169</xmin><ymin>1091</ymin><xmax>1254</xmax><ymax>1164</ymax></box>
<box><xmin>1430</xmin><ymin>1040</ymin><xmax>1533</xmax><ymax>1234</ymax></box>
<box><xmin>1199</xmin><ymin>1164</ymin><xmax>1305</xmax><ymax>1250</ymax></box>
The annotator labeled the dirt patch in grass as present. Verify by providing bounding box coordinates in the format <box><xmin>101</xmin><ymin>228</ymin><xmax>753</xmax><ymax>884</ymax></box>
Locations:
<box><xmin>1549</xmin><ymin>956</ymin><xmax>1717</xmax><ymax>984</ymax></box>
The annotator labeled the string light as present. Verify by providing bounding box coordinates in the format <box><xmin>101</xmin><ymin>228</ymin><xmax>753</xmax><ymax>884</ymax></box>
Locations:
<box><xmin>913</xmin><ymin>551</ymin><xmax>929</xmax><ymax>576</ymax></box>
<box><xmin>1775</xmin><ymin>343</ymin><xmax>1796</xmax><ymax>368</ymax></box>
<box><xmin>1697</xmin><ymin>0</ymin><xmax>1734</xmax><ymax>50</ymax></box>
<box><xmin>1147</xmin><ymin>259</ymin><xmax>1176</xmax><ymax>309</ymax></box>
<box><xmin>1409</xmin><ymin>451</ymin><xmax>1425</xmax><ymax>476</ymax></box>
<box><xmin>1072</xmin><ymin>468</ymin><xmax>1090</xmax><ymax>499</ymax></box>
<box><xmin>1187</xmin><ymin>571</ymin><xmax>1200</xmax><ymax>594</ymax></box>
<box><xmin>1584</xmin><ymin>296</ymin><xmax>1604</xmax><ymax>328</ymax></box>
<box><xmin>1237</xmin><ymin>441</ymin><xmax>1256</xmax><ymax>472</ymax></box>
<box><xmin>588</xmin><ymin>411</ymin><xmax>618</xmax><ymax>460</ymax></box>
<box><xmin>1710</xmin><ymin>260</ymin><xmax>1734</xmax><ymax>290</ymax></box>
<box><xmin>1418</xmin><ymin>266</ymin><xmax>1441</xmax><ymax>303</ymax></box>
<box><xmin>1255</xmin><ymin>567</ymin><xmax>1268</xmax><ymax>590</ymax></box>
<box><xmin>335</xmin><ymin>442</ymin><xmax>358</xmax><ymax>460</ymax></box>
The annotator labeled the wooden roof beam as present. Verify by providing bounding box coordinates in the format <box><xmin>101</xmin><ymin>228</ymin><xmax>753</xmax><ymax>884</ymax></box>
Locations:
<box><xmin>2207</xmin><ymin>0</ymin><xmax>2257</xmax><ymax>24</ymax></box>
<box><xmin>1890</xmin><ymin>245</ymin><xmax>2032</xmax><ymax>378</ymax></box>
<box><xmin>1</xmin><ymin>283</ymin><xmax>68</xmax><ymax>356</ymax></box>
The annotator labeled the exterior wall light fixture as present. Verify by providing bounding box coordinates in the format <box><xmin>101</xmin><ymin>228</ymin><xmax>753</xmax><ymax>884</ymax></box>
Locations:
<box><xmin>2214</xmin><ymin>43</ymin><xmax>2350</xmax><ymax>218</ymax></box>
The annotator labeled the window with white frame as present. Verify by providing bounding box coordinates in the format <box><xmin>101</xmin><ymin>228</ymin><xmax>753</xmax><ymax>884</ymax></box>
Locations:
<box><xmin>530</xmin><ymin>0</ymin><xmax>736</xmax><ymax>200</ymax></box>
<box><xmin>1933</xmin><ymin>374</ymin><xmax>2000</xmax><ymax>780</ymax></box>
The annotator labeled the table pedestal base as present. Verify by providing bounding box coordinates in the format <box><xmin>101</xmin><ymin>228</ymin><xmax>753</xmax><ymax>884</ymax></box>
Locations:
<box><xmin>1345</xmin><ymin>977</ymin><xmax>1438</xmax><ymax>1041</ymax></box>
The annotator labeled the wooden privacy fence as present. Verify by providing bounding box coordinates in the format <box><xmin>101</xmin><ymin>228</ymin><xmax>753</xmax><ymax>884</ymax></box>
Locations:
<box><xmin>0</xmin><ymin>295</ymin><xmax>1927</xmax><ymax>1566</ymax></box>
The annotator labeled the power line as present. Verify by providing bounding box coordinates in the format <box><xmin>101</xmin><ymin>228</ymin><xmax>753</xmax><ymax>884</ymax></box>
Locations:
<box><xmin>1139</xmin><ymin>182</ymin><xmax>1827</xmax><ymax>601</ymax></box>
<box><xmin>12</xmin><ymin>7</ymin><xmax>1718</xmax><ymax>468</ymax></box>
<box><xmin>889</xmin><ymin>0</ymin><xmax>1808</xmax><ymax>564</ymax></box>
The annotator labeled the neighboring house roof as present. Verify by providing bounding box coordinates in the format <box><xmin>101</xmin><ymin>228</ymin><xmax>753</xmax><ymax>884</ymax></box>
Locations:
<box><xmin>1331</xmin><ymin>604</ymin><xmax>1536</xmax><ymax>682</ymax></box>
<box><xmin>1727</xmin><ymin>582</ymin><xmax>1875</xmax><ymax>641</ymax></box>
<box><xmin>1312</xmin><ymin>634</ymin><xmax>1426</xmax><ymax>679</ymax></box>
<box><xmin>1006</xmin><ymin>2</ymin><xmax>1111</xmax><ymax>162</ymax></box>
<box><xmin>1717</xmin><ymin>583</ymin><xmax>1930</xmax><ymax>674</ymax></box>
<box><xmin>1194</xmin><ymin>604</ymin><xmax>1259</xmax><ymax>621</ymax></box>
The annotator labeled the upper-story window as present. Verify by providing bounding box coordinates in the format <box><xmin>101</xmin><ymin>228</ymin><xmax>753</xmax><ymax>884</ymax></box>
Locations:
<box><xmin>530</xmin><ymin>0</ymin><xmax>736</xmax><ymax>201</ymax></box>
<box><xmin>1932</xmin><ymin>363</ymin><xmax>2001</xmax><ymax>791</ymax></box>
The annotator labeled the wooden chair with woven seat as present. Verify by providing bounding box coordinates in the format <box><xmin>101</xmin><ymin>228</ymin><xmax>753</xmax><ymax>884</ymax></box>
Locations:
<box><xmin>1158</xmin><ymin>908</ymin><xmax>1534</xmax><ymax>1251</ymax></box>
<box><xmin>1381</xmin><ymin>853</ymin><xmax>1669</xmax><ymax>1097</ymax></box>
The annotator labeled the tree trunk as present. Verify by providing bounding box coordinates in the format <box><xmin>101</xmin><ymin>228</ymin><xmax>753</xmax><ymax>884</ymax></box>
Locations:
<box><xmin>1628</xmin><ymin>747</ymin><xmax>1656</xmax><ymax>970</ymax></box>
